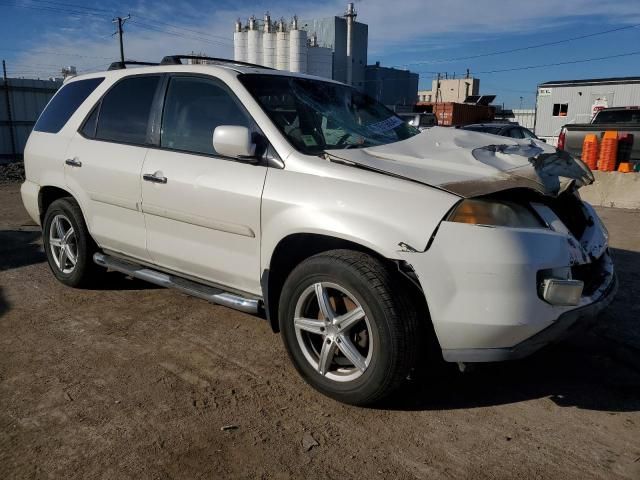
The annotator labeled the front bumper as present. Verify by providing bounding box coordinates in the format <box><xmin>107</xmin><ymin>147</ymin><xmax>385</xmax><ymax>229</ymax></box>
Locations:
<box><xmin>440</xmin><ymin>271</ymin><xmax>617</xmax><ymax>362</ymax></box>
<box><xmin>399</xmin><ymin>216</ymin><xmax>616</xmax><ymax>363</ymax></box>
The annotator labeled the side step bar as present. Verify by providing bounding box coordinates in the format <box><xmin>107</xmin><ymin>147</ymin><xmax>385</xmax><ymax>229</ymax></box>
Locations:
<box><xmin>93</xmin><ymin>253</ymin><xmax>260</xmax><ymax>314</ymax></box>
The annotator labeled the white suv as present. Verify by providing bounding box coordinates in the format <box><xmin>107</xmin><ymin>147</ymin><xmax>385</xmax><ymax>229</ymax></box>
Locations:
<box><xmin>21</xmin><ymin>56</ymin><xmax>616</xmax><ymax>405</ymax></box>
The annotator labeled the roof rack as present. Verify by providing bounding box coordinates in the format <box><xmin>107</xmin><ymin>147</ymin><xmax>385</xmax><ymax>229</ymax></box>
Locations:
<box><xmin>108</xmin><ymin>61</ymin><xmax>160</xmax><ymax>71</ymax></box>
<box><xmin>160</xmin><ymin>55</ymin><xmax>273</xmax><ymax>70</ymax></box>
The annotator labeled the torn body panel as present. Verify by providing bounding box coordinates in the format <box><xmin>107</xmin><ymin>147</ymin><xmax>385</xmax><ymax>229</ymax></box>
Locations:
<box><xmin>327</xmin><ymin>127</ymin><xmax>594</xmax><ymax>199</ymax></box>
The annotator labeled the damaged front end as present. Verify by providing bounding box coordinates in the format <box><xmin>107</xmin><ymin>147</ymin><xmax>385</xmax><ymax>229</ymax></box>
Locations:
<box><xmin>441</xmin><ymin>143</ymin><xmax>595</xmax><ymax>199</ymax></box>
<box><xmin>409</xmin><ymin>136</ymin><xmax>611</xmax><ymax>307</ymax></box>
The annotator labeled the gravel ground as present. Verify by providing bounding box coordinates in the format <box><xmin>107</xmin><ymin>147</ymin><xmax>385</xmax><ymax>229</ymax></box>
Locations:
<box><xmin>0</xmin><ymin>183</ymin><xmax>639</xmax><ymax>479</ymax></box>
<box><xmin>0</xmin><ymin>162</ymin><xmax>25</xmax><ymax>185</ymax></box>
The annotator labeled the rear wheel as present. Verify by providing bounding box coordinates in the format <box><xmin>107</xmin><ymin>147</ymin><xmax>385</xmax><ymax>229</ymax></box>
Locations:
<box><xmin>42</xmin><ymin>197</ymin><xmax>103</xmax><ymax>287</ymax></box>
<box><xmin>279</xmin><ymin>249</ymin><xmax>420</xmax><ymax>405</ymax></box>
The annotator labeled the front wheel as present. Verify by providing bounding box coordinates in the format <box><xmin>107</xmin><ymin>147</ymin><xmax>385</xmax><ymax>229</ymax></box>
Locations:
<box><xmin>279</xmin><ymin>250</ymin><xmax>420</xmax><ymax>405</ymax></box>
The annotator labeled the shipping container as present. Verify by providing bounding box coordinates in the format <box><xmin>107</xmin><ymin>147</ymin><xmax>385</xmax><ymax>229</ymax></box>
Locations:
<box><xmin>415</xmin><ymin>102</ymin><xmax>495</xmax><ymax>126</ymax></box>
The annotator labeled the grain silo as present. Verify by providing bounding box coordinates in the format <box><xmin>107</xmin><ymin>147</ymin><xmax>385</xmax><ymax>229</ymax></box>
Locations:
<box><xmin>275</xmin><ymin>19</ymin><xmax>289</xmax><ymax>70</ymax></box>
<box><xmin>233</xmin><ymin>19</ymin><xmax>247</xmax><ymax>62</ymax></box>
<box><xmin>289</xmin><ymin>16</ymin><xmax>307</xmax><ymax>73</ymax></box>
<box><xmin>262</xmin><ymin>13</ymin><xmax>276</xmax><ymax>69</ymax></box>
<box><xmin>247</xmin><ymin>16</ymin><xmax>262</xmax><ymax>65</ymax></box>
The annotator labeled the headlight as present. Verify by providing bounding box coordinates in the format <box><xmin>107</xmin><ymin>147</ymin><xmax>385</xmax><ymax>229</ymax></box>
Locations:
<box><xmin>448</xmin><ymin>198</ymin><xmax>545</xmax><ymax>228</ymax></box>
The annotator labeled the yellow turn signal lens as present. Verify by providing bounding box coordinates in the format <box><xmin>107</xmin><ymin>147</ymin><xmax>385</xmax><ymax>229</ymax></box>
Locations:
<box><xmin>448</xmin><ymin>199</ymin><xmax>543</xmax><ymax>228</ymax></box>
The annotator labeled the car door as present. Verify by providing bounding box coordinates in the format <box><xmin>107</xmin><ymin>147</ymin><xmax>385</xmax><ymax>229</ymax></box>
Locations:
<box><xmin>65</xmin><ymin>74</ymin><xmax>162</xmax><ymax>261</ymax></box>
<box><xmin>140</xmin><ymin>75</ymin><xmax>268</xmax><ymax>296</ymax></box>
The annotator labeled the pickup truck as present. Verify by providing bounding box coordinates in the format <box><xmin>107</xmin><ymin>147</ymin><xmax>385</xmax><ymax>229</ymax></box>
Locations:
<box><xmin>558</xmin><ymin>107</ymin><xmax>640</xmax><ymax>164</ymax></box>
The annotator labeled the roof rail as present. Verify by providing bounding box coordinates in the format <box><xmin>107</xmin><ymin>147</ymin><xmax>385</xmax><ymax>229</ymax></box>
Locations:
<box><xmin>160</xmin><ymin>55</ymin><xmax>274</xmax><ymax>70</ymax></box>
<box><xmin>108</xmin><ymin>61</ymin><xmax>160</xmax><ymax>71</ymax></box>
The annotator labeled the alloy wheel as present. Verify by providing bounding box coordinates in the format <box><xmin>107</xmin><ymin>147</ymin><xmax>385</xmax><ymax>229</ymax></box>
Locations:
<box><xmin>294</xmin><ymin>282</ymin><xmax>373</xmax><ymax>382</ymax></box>
<box><xmin>49</xmin><ymin>214</ymin><xmax>78</xmax><ymax>274</ymax></box>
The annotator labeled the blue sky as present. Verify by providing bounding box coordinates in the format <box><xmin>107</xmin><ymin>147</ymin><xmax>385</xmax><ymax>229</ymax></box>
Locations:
<box><xmin>1</xmin><ymin>0</ymin><xmax>639</xmax><ymax>108</ymax></box>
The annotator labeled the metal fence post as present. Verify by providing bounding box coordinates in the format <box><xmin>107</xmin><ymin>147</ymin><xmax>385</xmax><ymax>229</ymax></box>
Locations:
<box><xmin>2</xmin><ymin>60</ymin><xmax>17</xmax><ymax>162</ymax></box>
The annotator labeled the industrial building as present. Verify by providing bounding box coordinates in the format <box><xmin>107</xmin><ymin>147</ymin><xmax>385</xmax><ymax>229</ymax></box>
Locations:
<box><xmin>234</xmin><ymin>14</ymin><xmax>335</xmax><ymax>80</ymax></box>
<box><xmin>364</xmin><ymin>62</ymin><xmax>418</xmax><ymax>109</ymax></box>
<box><xmin>1</xmin><ymin>77</ymin><xmax>61</xmax><ymax>162</ymax></box>
<box><xmin>233</xmin><ymin>3</ymin><xmax>367</xmax><ymax>87</ymax></box>
<box><xmin>535</xmin><ymin>76</ymin><xmax>640</xmax><ymax>145</ymax></box>
<box><xmin>418</xmin><ymin>76</ymin><xmax>480</xmax><ymax>103</ymax></box>
<box><xmin>232</xmin><ymin>2</ymin><xmax>419</xmax><ymax>108</ymax></box>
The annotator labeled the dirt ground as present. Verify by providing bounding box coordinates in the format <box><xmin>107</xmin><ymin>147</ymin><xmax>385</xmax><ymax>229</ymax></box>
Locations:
<box><xmin>1</xmin><ymin>182</ymin><xmax>639</xmax><ymax>479</ymax></box>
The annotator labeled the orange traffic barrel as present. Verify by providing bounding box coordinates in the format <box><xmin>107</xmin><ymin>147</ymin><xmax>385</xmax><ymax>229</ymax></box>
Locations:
<box><xmin>581</xmin><ymin>134</ymin><xmax>599</xmax><ymax>170</ymax></box>
<box><xmin>598</xmin><ymin>131</ymin><xmax>618</xmax><ymax>172</ymax></box>
<box><xmin>618</xmin><ymin>162</ymin><xmax>632</xmax><ymax>173</ymax></box>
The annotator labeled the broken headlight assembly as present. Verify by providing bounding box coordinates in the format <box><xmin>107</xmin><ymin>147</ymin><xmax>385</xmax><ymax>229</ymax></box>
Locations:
<box><xmin>447</xmin><ymin>198</ymin><xmax>545</xmax><ymax>229</ymax></box>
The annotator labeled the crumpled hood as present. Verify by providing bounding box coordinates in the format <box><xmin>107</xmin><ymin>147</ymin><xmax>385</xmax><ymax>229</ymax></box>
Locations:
<box><xmin>326</xmin><ymin>126</ymin><xmax>594</xmax><ymax>198</ymax></box>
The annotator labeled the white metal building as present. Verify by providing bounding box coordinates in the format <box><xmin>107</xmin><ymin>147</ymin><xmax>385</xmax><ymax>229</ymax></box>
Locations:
<box><xmin>535</xmin><ymin>76</ymin><xmax>640</xmax><ymax>145</ymax></box>
<box><xmin>233</xmin><ymin>3</ymin><xmax>369</xmax><ymax>86</ymax></box>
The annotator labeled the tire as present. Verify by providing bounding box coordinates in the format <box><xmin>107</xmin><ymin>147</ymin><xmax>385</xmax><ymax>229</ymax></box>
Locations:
<box><xmin>42</xmin><ymin>197</ymin><xmax>103</xmax><ymax>288</ymax></box>
<box><xmin>278</xmin><ymin>249</ymin><xmax>420</xmax><ymax>406</ymax></box>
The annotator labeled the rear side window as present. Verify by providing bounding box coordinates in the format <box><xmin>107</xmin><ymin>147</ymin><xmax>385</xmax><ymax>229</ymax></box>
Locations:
<box><xmin>80</xmin><ymin>105</ymin><xmax>99</xmax><ymax>138</ymax></box>
<box><xmin>96</xmin><ymin>75</ymin><xmax>160</xmax><ymax>145</ymax></box>
<box><xmin>34</xmin><ymin>77</ymin><xmax>104</xmax><ymax>133</ymax></box>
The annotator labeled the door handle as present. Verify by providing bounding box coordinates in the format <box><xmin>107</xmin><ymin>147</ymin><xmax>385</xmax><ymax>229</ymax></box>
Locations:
<box><xmin>65</xmin><ymin>158</ymin><xmax>82</xmax><ymax>167</ymax></box>
<box><xmin>143</xmin><ymin>172</ymin><xmax>167</xmax><ymax>184</ymax></box>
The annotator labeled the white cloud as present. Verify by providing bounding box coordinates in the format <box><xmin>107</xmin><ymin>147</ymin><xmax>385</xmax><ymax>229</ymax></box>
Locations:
<box><xmin>11</xmin><ymin>0</ymin><xmax>640</xmax><ymax>78</ymax></box>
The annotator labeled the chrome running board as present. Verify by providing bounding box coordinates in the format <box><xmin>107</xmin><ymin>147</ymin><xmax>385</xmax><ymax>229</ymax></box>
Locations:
<box><xmin>93</xmin><ymin>252</ymin><xmax>260</xmax><ymax>314</ymax></box>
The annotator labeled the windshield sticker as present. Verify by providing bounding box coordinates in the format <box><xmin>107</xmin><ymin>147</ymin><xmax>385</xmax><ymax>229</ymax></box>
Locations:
<box><xmin>301</xmin><ymin>134</ymin><xmax>318</xmax><ymax>146</ymax></box>
<box><xmin>367</xmin><ymin>116</ymin><xmax>404</xmax><ymax>135</ymax></box>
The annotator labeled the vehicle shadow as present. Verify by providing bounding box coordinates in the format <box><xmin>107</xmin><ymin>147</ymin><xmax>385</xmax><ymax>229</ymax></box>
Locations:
<box><xmin>0</xmin><ymin>287</ymin><xmax>8</xmax><ymax>319</ymax></box>
<box><xmin>89</xmin><ymin>272</ymin><xmax>161</xmax><ymax>291</ymax></box>
<box><xmin>383</xmin><ymin>247</ymin><xmax>640</xmax><ymax>413</ymax></box>
<box><xmin>0</xmin><ymin>229</ymin><xmax>46</xmax><ymax>271</ymax></box>
<box><xmin>0</xmin><ymin>228</ymin><xmax>157</xmax><ymax>291</ymax></box>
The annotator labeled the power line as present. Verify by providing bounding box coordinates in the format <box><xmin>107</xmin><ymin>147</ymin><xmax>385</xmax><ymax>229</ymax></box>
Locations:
<box><xmin>397</xmin><ymin>23</ymin><xmax>640</xmax><ymax>67</ymax></box>
<box><xmin>131</xmin><ymin>17</ymin><xmax>233</xmax><ymax>44</ymax></box>
<box><xmin>0</xmin><ymin>0</ymin><xmax>105</xmax><ymax>19</ymax></box>
<box><xmin>473</xmin><ymin>50</ymin><xmax>640</xmax><ymax>74</ymax></box>
<box><xmin>0</xmin><ymin>48</ymin><xmax>112</xmax><ymax>60</ymax></box>
<box><xmin>17</xmin><ymin>0</ymin><xmax>115</xmax><ymax>15</ymax></box>
<box><xmin>128</xmin><ymin>20</ymin><xmax>232</xmax><ymax>48</ymax></box>
<box><xmin>0</xmin><ymin>0</ymin><xmax>232</xmax><ymax>46</ymax></box>
<box><xmin>413</xmin><ymin>50</ymin><xmax>640</xmax><ymax>76</ymax></box>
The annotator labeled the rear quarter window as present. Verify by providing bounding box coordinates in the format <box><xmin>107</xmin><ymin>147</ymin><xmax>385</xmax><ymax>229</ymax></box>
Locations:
<box><xmin>34</xmin><ymin>77</ymin><xmax>104</xmax><ymax>134</ymax></box>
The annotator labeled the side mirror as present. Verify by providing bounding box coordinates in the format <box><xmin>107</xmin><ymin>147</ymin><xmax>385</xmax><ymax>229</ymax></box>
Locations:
<box><xmin>212</xmin><ymin>126</ymin><xmax>256</xmax><ymax>159</ymax></box>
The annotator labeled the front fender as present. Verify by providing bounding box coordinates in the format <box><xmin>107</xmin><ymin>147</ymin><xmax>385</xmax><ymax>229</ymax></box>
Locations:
<box><xmin>260</xmin><ymin>163</ymin><xmax>459</xmax><ymax>271</ymax></box>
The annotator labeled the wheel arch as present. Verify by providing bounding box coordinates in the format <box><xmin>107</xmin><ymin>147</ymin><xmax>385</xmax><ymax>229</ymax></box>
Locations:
<box><xmin>38</xmin><ymin>185</ymin><xmax>95</xmax><ymax>244</ymax></box>
<box><xmin>38</xmin><ymin>185</ymin><xmax>76</xmax><ymax>223</ymax></box>
<box><xmin>262</xmin><ymin>232</ymin><xmax>423</xmax><ymax>333</ymax></box>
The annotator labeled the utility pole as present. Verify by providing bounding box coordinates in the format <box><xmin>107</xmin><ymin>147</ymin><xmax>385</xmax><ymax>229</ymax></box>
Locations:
<box><xmin>2</xmin><ymin>60</ymin><xmax>17</xmax><ymax>161</ymax></box>
<box><xmin>112</xmin><ymin>14</ymin><xmax>130</xmax><ymax>63</ymax></box>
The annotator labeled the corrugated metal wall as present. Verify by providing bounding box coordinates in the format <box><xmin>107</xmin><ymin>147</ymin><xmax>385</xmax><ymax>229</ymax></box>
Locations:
<box><xmin>364</xmin><ymin>66</ymin><xmax>418</xmax><ymax>108</ymax></box>
<box><xmin>1</xmin><ymin>77</ymin><xmax>61</xmax><ymax>162</ymax></box>
<box><xmin>535</xmin><ymin>81</ymin><xmax>640</xmax><ymax>142</ymax></box>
